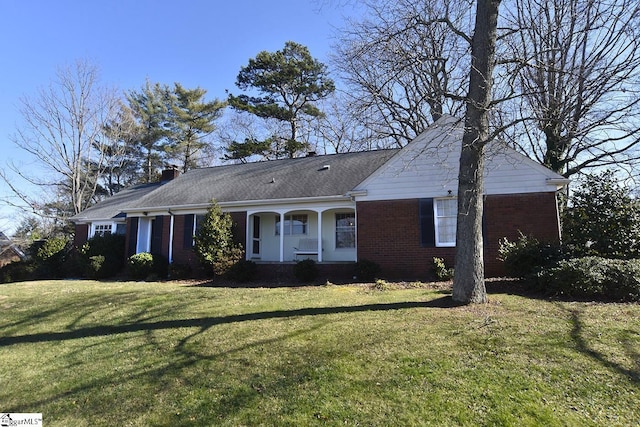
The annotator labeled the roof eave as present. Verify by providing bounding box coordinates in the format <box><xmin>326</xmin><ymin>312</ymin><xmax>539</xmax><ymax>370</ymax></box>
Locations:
<box><xmin>123</xmin><ymin>194</ymin><xmax>355</xmax><ymax>215</ymax></box>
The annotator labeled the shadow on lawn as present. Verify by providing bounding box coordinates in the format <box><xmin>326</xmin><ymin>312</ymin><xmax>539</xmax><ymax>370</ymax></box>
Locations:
<box><xmin>569</xmin><ymin>308</ymin><xmax>640</xmax><ymax>384</ymax></box>
<box><xmin>0</xmin><ymin>296</ymin><xmax>461</xmax><ymax>347</ymax></box>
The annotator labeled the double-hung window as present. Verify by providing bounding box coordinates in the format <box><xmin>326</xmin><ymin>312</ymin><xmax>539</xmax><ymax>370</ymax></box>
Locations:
<box><xmin>434</xmin><ymin>198</ymin><xmax>457</xmax><ymax>247</ymax></box>
<box><xmin>275</xmin><ymin>214</ymin><xmax>308</xmax><ymax>235</ymax></box>
<box><xmin>335</xmin><ymin>213</ymin><xmax>355</xmax><ymax>248</ymax></box>
<box><xmin>94</xmin><ymin>224</ymin><xmax>112</xmax><ymax>237</ymax></box>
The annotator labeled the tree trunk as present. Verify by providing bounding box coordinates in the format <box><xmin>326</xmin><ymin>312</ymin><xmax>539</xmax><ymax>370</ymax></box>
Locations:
<box><xmin>452</xmin><ymin>0</ymin><xmax>501</xmax><ymax>304</ymax></box>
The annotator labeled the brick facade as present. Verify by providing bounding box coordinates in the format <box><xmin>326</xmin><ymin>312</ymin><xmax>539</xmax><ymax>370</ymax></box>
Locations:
<box><xmin>74</xmin><ymin>192</ymin><xmax>560</xmax><ymax>281</ymax></box>
<box><xmin>357</xmin><ymin>192</ymin><xmax>560</xmax><ymax>280</ymax></box>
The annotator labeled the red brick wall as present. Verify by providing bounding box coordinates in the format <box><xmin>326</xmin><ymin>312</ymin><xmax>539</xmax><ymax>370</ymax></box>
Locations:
<box><xmin>357</xmin><ymin>192</ymin><xmax>560</xmax><ymax>280</ymax></box>
<box><xmin>484</xmin><ymin>192</ymin><xmax>560</xmax><ymax>276</ymax></box>
<box><xmin>170</xmin><ymin>212</ymin><xmax>247</xmax><ymax>271</ymax></box>
<box><xmin>357</xmin><ymin>199</ymin><xmax>456</xmax><ymax>280</ymax></box>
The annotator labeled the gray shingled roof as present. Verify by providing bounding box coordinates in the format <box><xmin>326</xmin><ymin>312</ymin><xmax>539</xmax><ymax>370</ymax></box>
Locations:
<box><xmin>70</xmin><ymin>182</ymin><xmax>163</xmax><ymax>222</ymax></box>
<box><xmin>130</xmin><ymin>149</ymin><xmax>398</xmax><ymax>210</ymax></box>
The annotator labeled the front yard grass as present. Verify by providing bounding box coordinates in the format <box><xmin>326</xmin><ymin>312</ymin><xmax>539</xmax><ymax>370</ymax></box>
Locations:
<box><xmin>0</xmin><ymin>279</ymin><xmax>638</xmax><ymax>426</ymax></box>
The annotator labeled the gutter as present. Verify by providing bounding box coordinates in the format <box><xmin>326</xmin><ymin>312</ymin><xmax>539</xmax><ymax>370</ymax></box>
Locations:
<box><xmin>123</xmin><ymin>194</ymin><xmax>354</xmax><ymax>216</ymax></box>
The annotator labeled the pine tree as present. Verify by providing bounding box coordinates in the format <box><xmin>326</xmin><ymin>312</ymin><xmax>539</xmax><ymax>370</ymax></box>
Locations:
<box><xmin>193</xmin><ymin>201</ymin><xmax>244</xmax><ymax>276</ymax></box>
<box><xmin>228</xmin><ymin>41</ymin><xmax>335</xmax><ymax>159</ymax></box>
<box><xmin>166</xmin><ymin>84</ymin><xmax>225</xmax><ymax>172</ymax></box>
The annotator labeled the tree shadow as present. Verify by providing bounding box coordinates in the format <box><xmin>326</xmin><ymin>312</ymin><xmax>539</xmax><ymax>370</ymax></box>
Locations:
<box><xmin>569</xmin><ymin>308</ymin><xmax>640</xmax><ymax>384</ymax></box>
<box><xmin>0</xmin><ymin>296</ymin><xmax>460</xmax><ymax>347</ymax></box>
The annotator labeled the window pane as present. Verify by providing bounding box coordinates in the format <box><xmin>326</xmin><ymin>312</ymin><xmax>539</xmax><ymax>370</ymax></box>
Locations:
<box><xmin>276</xmin><ymin>214</ymin><xmax>308</xmax><ymax>235</ymax></box>
<box><xmin>437</xmin><ymin>217</ymin><xmax>456</xmax><ymax>244</ymax></box>
<box><xmin>115</xmin><ymin>224</ymin><xmax>126</xmax><ymax>235</ymax></box>
<box><xmin>435</xmin><ymin>199</ymin><xmax>457</xmax><ymax>246</ymax></box>
<box><xmin>291</xmin><ymin>215</ymin><xmax>307</xmax><ymax>234</ymax></box>
<box><xmin>94</xmin><ymin>224</ymin><xmax>112</xmax><ymax>237</ymax></box>
<box><xmin>336</xmin><ymin>213</ymin><xmax>355</xmax><ymax>248</ymax></box>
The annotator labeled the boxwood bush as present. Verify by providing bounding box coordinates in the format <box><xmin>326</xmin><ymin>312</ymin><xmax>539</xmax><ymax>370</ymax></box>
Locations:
<box><xmin>354</xmin><ymin>259</ymin><xmax>381</xmax><ymax>282</ymax></box>
<box><xmin>534</xmin><ymin>257</ymin><xmax>640</xmax><ymax>302</ymax></box>
<box><xmin>293</xmin><ymin>259</ymin><xmax>318</xmax><ymax>283</ymax></box>
<box><xmin>128</xmin><ymin>253</ymin><xmax>155</xmax><ymax>280</ymax></box>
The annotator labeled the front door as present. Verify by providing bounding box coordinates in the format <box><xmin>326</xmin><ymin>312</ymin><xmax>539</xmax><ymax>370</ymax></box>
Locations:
<box><xmin>251</xmin><ymin>215</ymin><xmax>261</xmax><ymax>258</ymax></box>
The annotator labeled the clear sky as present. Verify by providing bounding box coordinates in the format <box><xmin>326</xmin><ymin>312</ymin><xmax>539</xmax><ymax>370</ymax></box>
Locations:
<box><xmin>0</xmin><ymin>0</ymin><xmax>357</xmax><ymax>234</ymax></box>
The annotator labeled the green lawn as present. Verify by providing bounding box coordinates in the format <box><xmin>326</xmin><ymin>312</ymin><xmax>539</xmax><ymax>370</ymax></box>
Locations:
<box><xmin>0</xmin><ymin>279</ymin><xmax>638</xmax><ymax>426</ymax></box>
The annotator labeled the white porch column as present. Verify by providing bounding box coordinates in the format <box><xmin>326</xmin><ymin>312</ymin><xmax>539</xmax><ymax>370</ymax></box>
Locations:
<box><xmin>279</xmin><ymin>212</ymin><xmax>285</xmax><ymax>262</ymax></box>
<box><xmin>316</xmin><ymin>209</ymin><xmax>323</xmax><ymax>262</ymax></box>
<box><xmin>245</xmin><ymin>213</ymin><xmax>251</xmax><ymax>261</ymax></box>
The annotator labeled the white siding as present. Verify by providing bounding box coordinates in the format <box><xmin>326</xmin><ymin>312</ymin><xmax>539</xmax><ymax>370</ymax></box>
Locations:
<box><xmin>356</xmin><ymin>115</ymin><xmax>566</xmax><ymax>201</ymax></box>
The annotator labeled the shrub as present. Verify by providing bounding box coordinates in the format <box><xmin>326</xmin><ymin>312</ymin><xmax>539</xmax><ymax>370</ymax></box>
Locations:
<box><xmin>80</xmin><ymin>234</ymin><xmax>126</xmax><ymax>279</ymax></box>
<box><xmin>151</xmin><ymin>254</ymin><xmax>169</xmax><ymax>280</ymax></box>
<box><xmin>128</xmin><ymin>252</ymin><xmax>155</xmax><ymax>280</ymax></box>
<box><xmin>87</xmin><ymin>255</ymin><xmax>106</xmax><ymax>278</ymax></box>
<box><xmin>499</xmin><ymin>233</ymin><xmax>564</xmax><ymax>278</ymax></box>
<box><xmin>373</xmin><ymin>278</ymin><xmax>392</xmax><ymax>291</ymax></box>
<box><xmin>562</xmin><ymin>170</ymin><xmax>640</xmax><ymax>259</ymax></box>
<box><xmin>534</xmin><ymin>256</ymin><xmax>640</xmax><ymax>301</ymax></box>
<box><xmin>606</xmin><ymin>260</ymin><xmax>640</xmax><ymax>302</ymax></box>
<box><xmin>226</xmin><ymin>259</ymin><xmax>257</xmax><ymax>282</ymax></box>
<box><xmin>0</xmin><ymin>261</ymin><xmax>36</xmax><ymax>283</ymax></box>
<box><xmin>293</xmin><ymin>259</ymin><xmax>318</xmax><ymax>283</ymax></box>
<box><xmin>168</xmin><ymin>263</ymin><xmax>192</xmax><ymax>280</ymax></box>
<box><xmin>433</xmin><ymin>257</ymin><xmax>454</xmax><ymax>281</ymax></box>
<box><xmin>354</xmin><ymin>259</ymin><xmax>381</xmax><ymax>281</ymax></box>
<box><xmin>194</xmin><ymin>200</ymin><xmax>244</xmax><ymax>277</ymax></box>
<box><xmin>34</xmin><ymin>236</ymin><xmax>69</xmax><ymax>278</ymax></box>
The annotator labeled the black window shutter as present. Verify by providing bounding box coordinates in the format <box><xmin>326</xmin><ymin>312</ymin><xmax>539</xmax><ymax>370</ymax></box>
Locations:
<box><xmin>419</xmin><ymin>198</ymin><xmax>435</xmax><ymax>247</ymax></box>
<box><xmin>183</xmin><ymin>214</ymin><xmax>194</xmax><ymax>249</ymax></box>
<box><xmin>128</xmin><ymin>218</ymin><xmax>138</xmax><ymax>256</ymax></box>
<box><xmin>151</xmin><ymin>216</ymin><xmax>164</xmax><ymax>255</ymax></box>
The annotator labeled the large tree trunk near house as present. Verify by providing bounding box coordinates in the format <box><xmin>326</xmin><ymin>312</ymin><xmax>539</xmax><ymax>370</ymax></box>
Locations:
<box><xmin>452</xmin><ymin>0</ymin><xmax>501</xmax><ymax>304</ymax></box>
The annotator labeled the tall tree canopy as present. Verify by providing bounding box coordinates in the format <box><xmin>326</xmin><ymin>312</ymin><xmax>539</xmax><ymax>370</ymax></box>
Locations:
<box><xmin>125</xmin><ymin>81</ymin><xmax>224</xmax><ymax>180</ymax></box>
<box><xmin>0</xmin><ymin>59</ymin><xmax>121</xmax><ymax>227</ymax></box>
<box><xmin>333</xmin><ymin>0</ymin><xmax>640</xmax><ymax>179</ymax></box>
<box><xmin>332</xmin><ymin>0</ymin><xmax>471</xmax><ymax>148</ymax></box>
<box><xmin>227</xmin><ymin>41</ymin><xmax>335</xmax><ymax>159</ymax></box>
<box><xmin>126</xmin><ymin>81</ymin><xmax>171</xmax><ymax>183</ymax></box>
<box><xmin>165</xmin><ymin>83</ymin><xmax>226</xmax><ymax>173</ymax></box>
<box><xmin>503</xmin><ymin>0</ymin><xmax>640</xmax><ymax>177</ymax></box>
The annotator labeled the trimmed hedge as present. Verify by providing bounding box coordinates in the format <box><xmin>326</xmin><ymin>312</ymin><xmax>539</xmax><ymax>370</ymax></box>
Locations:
<box><xmin>499</xmin><ymin>234</ymin><xmax>564</xmax><ymax>279</ymax></box>
<box><xmin>534</xmin><ymin>257</ymin><xmax>640</xmax><ymax>302</ymax></box>
<box><xmin>293</xmin><ymin>259</ymin><xmax>318</xmax><ymax>283</ymax></box>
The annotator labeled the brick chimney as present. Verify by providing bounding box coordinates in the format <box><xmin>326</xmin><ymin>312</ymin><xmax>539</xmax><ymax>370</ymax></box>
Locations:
<box><xmin>161</xmin><ymin>167</ymin><xmax>180</xmax><ymax>182</ymax></box>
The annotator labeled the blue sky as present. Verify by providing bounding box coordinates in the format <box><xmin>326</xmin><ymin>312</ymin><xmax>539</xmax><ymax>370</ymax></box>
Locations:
<box><xmin>0</xmin><ymin>0</ymin><xmax>357</xmax><ymax>234</ymax></box>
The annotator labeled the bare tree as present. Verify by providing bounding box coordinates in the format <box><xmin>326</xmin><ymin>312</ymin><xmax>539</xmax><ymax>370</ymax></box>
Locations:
<box><xmin>502</xmin><ymin>0</ymin><xmax>640</xmax><ymax>178</ymax></box>
<box><xmin>308</xmin><ymin>92</ymin><xmax>386</xmax><ymax>153</ymax></box>
<box><xmin>332</xmin><ymin>0</ymin><xmax>471</xmax><ymax>148</ymax></box>
<box><xmin>0</xmin><ymin>59</ymin><xmax>121</xmax><ymax>225</ymax></box>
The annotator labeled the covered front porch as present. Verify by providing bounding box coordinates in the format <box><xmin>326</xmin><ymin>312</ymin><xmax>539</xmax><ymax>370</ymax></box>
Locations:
<box><xmin>244</xmin><ymin>205</ymin><xmax>357</xmax><ymax>263</ymax></box>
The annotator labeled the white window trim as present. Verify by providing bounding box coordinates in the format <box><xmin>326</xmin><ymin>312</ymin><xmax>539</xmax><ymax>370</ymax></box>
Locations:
<box><xmin>91</xmin><ymin>222</ymin><xmax>114</xmax><ymax>238</ymax></box>
<box><xmin>335</xmin><ymin>212</ymin><xmax>356</xmax><ymax>249</ymax></box>
<box><xmin>434</xmin><ymin>198</ymin><xmax>457</xmax><ymax>247</ymax></box>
